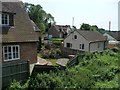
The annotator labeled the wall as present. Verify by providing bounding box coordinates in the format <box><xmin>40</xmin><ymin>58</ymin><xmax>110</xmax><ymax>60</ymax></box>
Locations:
<box><xmin>61</xmin><ymin>47</ymin><xmax>85</xmax><ymax>57</ymax></box>
<box><xmin>2</xmin><ymin>42</ymin><xmax>37</xmax><ymax>64</ymax></box>
<box><xmin>64</xmin><ymin>31</ymin><xmax>89</xmax><ymax>51</ymax></box>
<box><xmin>20</xmin><ymin>42</ymin><xmax>37</xmax><ymax>64</ymax></box>
<box><xmin>90</xmin><ymin>42</ymin><xmax>105</xmax><ymax>52</ymax></box>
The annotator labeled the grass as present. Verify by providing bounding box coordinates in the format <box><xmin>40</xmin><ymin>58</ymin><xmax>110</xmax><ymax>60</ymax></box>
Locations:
<box><xmin>37</xmin><ymin>53</ymin><xmax>42</xmax><ymax>57</ymax></box>
<box><xmin>46</xmin><ymin>58</ymin><xmax>58</xmax><ymax>66</ymax></box>
<box><xmin>38</xmin><ymin>53</ymin><xmax>58</xmax><ymax>66</ymax></box>
<box><xmin>50</xmin><ymin>38</ymin><xmax>63</xmax><ymax>44</ymax></box>
<box><xmin>51</xmin><ymin>38</ymin><xmax>63</xmax><ymax>41</ymax></box>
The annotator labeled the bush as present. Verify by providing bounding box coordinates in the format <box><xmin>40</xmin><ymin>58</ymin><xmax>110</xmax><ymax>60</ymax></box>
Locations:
<box><xmin>40</xmin><ymin>48</ymin><xmax>61</xmax><ymax>59</ymax></box>
<box><xmin>6</xmin><ymin>49</ymin><xmax>119</xmax><ymax>89</ymax></box>
<box><xmin>6</xmin><ymin>80</ymin><xmax>22</xmax><ymax>90</ymax></box>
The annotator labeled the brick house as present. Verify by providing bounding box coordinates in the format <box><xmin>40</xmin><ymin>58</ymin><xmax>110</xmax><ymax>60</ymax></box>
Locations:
<box><xmin>1</xmin><ymin>2</ymin><xmax>39</xmax><ymax>64</ymax></box>
<box><xmin>48</xmin><ymin>25</ymin><xmax>72</xmax><ymax>39</ymax></box>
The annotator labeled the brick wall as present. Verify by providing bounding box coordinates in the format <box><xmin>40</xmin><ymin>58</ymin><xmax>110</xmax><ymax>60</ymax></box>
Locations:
<box><xmin>2</xmin><ymin>42</ymin><xmax>37</xmax><ymax>64</ymax></box>
<box><xmin>20</xmin><ymin>42</ymin><xmax>37</xmax><ymax>64</ymax></box>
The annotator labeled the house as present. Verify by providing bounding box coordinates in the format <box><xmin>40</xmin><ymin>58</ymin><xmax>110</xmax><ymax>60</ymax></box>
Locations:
<box><xmin>64</xmin><ymin>30</ymin><xmax>107</xmax><ymax>52</ymax></box>
<box><xmin>48</xmin><ymin>25</ymin><xmax>72</xmax><ymax>39</ymax></box>
<box><xmin>103</xmin><ymin>31</ymin><xmax>120</xmax><ymax>49</ymax></box>
<box><xmin>31</xmin><ymin>20</ymin><xmax>41</xmax><ymax>36</ymax></box>
<box><xmin>1</xmin><ymin>1</ymin><xmax>39</xmax><ymax>64</ymax></box>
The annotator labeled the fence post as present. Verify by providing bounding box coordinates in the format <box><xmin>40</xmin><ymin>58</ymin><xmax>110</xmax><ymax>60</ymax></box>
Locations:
<box><xmin>27</xmin><ymin>60</ymin><xmax>30</xmax><ymax>78</ymax></box>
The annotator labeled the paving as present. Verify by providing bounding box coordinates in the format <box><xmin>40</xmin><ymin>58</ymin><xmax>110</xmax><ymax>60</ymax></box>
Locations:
<box><xmin>36</xmin><ymin>56</ymin><xmax>52</xmax><ymax>65</ymax></box>
<box><xmin>56</xmin><ymin>58</ymin><xmax>69</xmax><ymax>66</ymax></box>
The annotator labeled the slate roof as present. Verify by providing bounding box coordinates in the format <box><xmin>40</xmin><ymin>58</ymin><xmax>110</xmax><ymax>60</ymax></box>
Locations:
<box><xmin>2</xmin><ymin>1</ymin><xmax>39</xmax><ymax>43</ymax></box>
<box><xmin>77</xmin><ymin>30</ymin><xmax>107</xmax><ymax>42</ymax></box>
<box><xmin>107</xmin><ymin>31</ymin><xmax>120</xmax><ymax>41</ymax></box>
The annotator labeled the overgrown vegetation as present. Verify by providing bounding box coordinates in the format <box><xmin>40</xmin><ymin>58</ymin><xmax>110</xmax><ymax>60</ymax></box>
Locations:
<box><xmin>6</xmin><ymin>49</ymin><xmax>120</xmax><ymax>89</ymax></box>
<box><xmin>40</xmin><ymin>44</ymin><xmax>62</xmax><ymax>59</ymax></box>
<box><xmin>50</xmin><ymin>38</ymin><xmax>64</xmax><ymax>45</ymax></box>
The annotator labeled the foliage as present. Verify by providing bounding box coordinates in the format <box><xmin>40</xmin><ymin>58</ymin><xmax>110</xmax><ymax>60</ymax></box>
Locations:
<box><xmin>50</xmin><ymin>38</ymin><xmax>64</xmax><ymax>45</ymax></box>
<box><xmin>6</xmin><ymin>80</ymin><xmax>22</xmax><ymax>90</ymax></box>
<box><xmin>80</xmin><ymin>23</ymin><xmax>91</xmax><ymax>30</ymax></box>
<box><xmin>7</xmin><ymin>49</ymin><xmax>120</xmax><ymax>89</ymax></box>
<box><xmin>40</xmin><ymin>48</ymin><xmax>61</xmax><ymax>59</ymax></box>
<box><xmin>79</xmin><ymin>23</ymin><xmax>106</xmax><ymax>34</ymax></box>
<box><xmin>24</xmin><ymin>3</ymin><xmax>55</xmax><ymax>33</ymax></box>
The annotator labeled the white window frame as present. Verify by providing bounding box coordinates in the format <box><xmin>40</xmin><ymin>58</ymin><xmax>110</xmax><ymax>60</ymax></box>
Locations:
<box><xmin>2</xmin><ymin>13</ymin><xmax>9</xmax><ymax>26</ymax></box>
<box><xmin>3</xmin><ymin>45</ymin><xmax>20</xmax><ymax>61</ymax></box>
<box><xmin>80</xmin><ymin>43</ymin><xmax>84</xmax><ymax>50</ymax></box>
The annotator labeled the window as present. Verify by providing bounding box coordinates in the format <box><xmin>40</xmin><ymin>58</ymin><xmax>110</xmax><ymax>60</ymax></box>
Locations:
<box><xmin>98</xmin><ymin>42</ymin><xmax>101</xmax><ymax>48</ymax></box>
<box><xmin>74</xmin><ymin>35</ymin><xmax>77</xmax><ymax>39</ymax></box>
<box><xmin>80</xmin><ymin>44</ymin><xmax>84</xmax><ymax>50</ymax></box>
<box><xmin>1</xmin><ymin>14</ymin><xmax>9</xmax><ymax>25</ymax></box>
<box><xmin>3</xmin><ymin>45</ymin><xmax>20</xmax><ymax>61</ymax></box>
<box><xmin>66</xmin><ymin>43</ymin><xmax>72</xmax><ymax>48</ymax></box>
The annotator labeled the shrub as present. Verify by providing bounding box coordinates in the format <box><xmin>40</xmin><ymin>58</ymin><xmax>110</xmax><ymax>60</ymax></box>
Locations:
<box><xmin>41</xmin><ymin>48</ymin><xmax>61</xmax><ymax>59</ymax></box>
<box><xmin>6</xmin><ymin>80</ymin><xmax>22</xmax><ymax>90</ymax></box>
<box><xmin>41</xmin><ymin>49</ymin><xmax>51</xmax><ymax>58</ymax></box>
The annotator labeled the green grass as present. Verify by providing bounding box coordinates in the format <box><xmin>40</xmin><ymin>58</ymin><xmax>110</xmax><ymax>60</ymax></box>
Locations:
<box><xmin>37</xmin><ymin>53</ymin><xmax>42</xmax><ymax>57</ymax></box>
<box><xmin>50</xmin><ymin>38</ymin><xmax>63</xmax><ymax>44</ymax></box>
<box><xmin>51</xmin><ymin>38</ymin><xmax>63</xmax><ymax>41</ymax></box>
<box><xmin>38</xmin><ymin>54</ymin><xmax>58</xmax><ymax>66</ymax></box>
<box><xmin>46</xmin><ymin>59</ymin><xmax>58</xmax><ymax>66</ymax></box>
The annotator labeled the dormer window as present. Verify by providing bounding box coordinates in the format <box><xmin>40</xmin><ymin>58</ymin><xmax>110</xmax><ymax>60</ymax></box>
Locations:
<box><xmin>0</xmin><ymin>13</ymin><xmax>10</xmax><ymax>26</ymax></box>
<box><xmin>2</xmin><ymin>14</ymin><xmax>9</xmax><ymax>25</ymax></box>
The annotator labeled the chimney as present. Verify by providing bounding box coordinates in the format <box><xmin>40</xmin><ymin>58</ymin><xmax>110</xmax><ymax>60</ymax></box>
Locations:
<box><xmin>72</xmin><ymin>17</ymin><xmax>74</xmax><ymax>26</ymax></box>
<box><xmin>109</xmin><ymin>21</ymin><xmax>111</xmax><ymax>31</ymax></box>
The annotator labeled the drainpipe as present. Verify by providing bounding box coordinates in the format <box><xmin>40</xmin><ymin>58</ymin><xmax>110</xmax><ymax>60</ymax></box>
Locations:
<box><xmin>89</xmin><ymin>42</ymin><xmax>91</xmax><ymax>52</ymax></box>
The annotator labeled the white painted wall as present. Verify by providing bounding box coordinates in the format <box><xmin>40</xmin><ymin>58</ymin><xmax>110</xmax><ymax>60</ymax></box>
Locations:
<box><xmin>64</xmin><ymin>31</ymin><xmax>105</xmax><ymax>52</ymax></box>
<box><xmin>90</xmin><ymin>42</ymin><xmax>105</xmax><ymax>52</ymax></box>
<box><xmin>64</xmin><ymin>31</ymin><xmax>89</xmax><ymax>51</ymax></box>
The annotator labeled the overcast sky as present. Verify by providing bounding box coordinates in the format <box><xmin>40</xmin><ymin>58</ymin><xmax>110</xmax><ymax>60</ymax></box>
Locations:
<box><xmin>22</xmin><ymin>0</ymin><xmax>119</xmax><ymax>31</ymax></box>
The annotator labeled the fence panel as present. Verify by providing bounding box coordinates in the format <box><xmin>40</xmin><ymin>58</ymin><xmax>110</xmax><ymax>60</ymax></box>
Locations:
<box><xmin>2</xmin><ymin>60</ymin><xmax>30</xmax><ymax>88</ymax></box>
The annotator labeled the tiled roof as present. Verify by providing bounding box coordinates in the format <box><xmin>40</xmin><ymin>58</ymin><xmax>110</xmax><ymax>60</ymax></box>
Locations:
<box><xmin>77</xmin><ymin>30</ymin><xmax>106</xmax><ymax>42</ymax></box>
<box><xmin>54</xmin><ymin>25</ymin><xmax>70</xmax><ymax>33</ymax></box>
<box><xmin>1</xmin><ymin>1</ymin><xmax>15</xmax><ymax>14</ymax></box>
<box><xmin>2</xmin><ymin>1</ymin><xmax>39</xmax><ymax>43</ymax></box>
<box><xmin>107</xmin><ymin>31</ymin><xmax>120</xmax><ymax>41</ymax></box>
<box><xmin>31</xmin><ymin>20</ymin><xmax>40</xmax><ymax>32</ymax></box>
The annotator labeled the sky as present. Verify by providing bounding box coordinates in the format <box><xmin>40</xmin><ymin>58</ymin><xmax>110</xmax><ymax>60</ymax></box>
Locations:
<box><xmin>22</xmin><ymin>0</ymin><xmax>119</xmax><ymax>31</ymax></box>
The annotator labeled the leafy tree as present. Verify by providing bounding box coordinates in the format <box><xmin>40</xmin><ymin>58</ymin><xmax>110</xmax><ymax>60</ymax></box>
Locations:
<box><xmin>79</xmin><ymin>23</ymin><xmax>107</xmax><ymax>33</ymax></box>
<box><xmin>80</xmin><ymin>23</ymin><xmax>91</xmax><ymax>30</ymax></box>
<box><xmin>90</xmin><ymin>25</ymin><xmax>98</xmax><ymax>31</ymax></box>
<box><xmin>24</xmin><ymin>3</ymin><xmax>55</xmax><ymax>33</ymax></box>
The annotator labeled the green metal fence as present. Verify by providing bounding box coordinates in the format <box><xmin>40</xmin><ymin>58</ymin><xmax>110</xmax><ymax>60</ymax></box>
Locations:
<box><xmin>2</xmin><ymin>60</ymin><xmax>30</xmax><ymax>88</ymax></box>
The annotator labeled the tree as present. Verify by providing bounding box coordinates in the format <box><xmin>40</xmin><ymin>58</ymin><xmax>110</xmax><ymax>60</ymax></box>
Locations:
<box><xmin>90</xmin><ymin>25</ymin><xmax>98</xmax><ymax>31</ymax></box>
<box><xmin>24</xmin><ymin>3</ymin><xmax>55</xmax><ymax>33</ymax></box>
<box><xmin>80</xmin><ymin>23</ymin><xmax>91</xmax><ymax>30</ymax></box>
